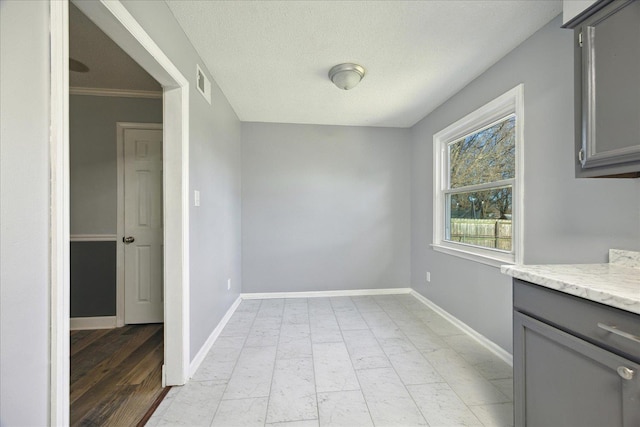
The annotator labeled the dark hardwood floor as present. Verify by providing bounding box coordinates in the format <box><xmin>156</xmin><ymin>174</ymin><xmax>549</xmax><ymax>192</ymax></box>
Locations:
<box><xmin>70</xmin><ymin>324</ymin><xmax>168</xmax><ymax>426</ymax></box>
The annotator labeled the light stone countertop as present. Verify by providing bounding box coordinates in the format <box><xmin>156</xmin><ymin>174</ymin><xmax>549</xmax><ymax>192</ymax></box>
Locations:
<box><xmin>501</xmin><ymin>249</ymin><xmax>640</xmax><ymax>315</ymax></box>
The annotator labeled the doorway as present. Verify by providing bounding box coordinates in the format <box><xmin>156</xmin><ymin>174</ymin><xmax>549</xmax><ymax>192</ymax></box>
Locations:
<box><xmin>50</xmin><ymin>0</ymin><xmax>191</xmax><ymax>424</ymax></box>
<box><xmin>117</xmin><ymin>123</ymin><xmax>164</xmax><ymax>326</ymax></box>
<box><xmin>68</xmin><ymin>2</ymin><xmax>167</xmax><ymax>422</ymax></box>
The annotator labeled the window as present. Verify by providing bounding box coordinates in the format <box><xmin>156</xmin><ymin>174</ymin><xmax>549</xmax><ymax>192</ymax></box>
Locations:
<box><xmin>433</xmin><ymin>85</ymin><xmax>523</xmax><ymax>267</ymax></box>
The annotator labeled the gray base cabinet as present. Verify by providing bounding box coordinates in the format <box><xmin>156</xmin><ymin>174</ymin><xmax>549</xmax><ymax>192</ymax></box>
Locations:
<box><xmin>513</xmin><ymin>280</ymin><xmax>640</xmax><ymax>427</ymax></box>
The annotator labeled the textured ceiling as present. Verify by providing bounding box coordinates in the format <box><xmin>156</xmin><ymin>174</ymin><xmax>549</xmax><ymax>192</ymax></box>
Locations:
<box><xmin>69</xmin><ymin>3</ymin><xmax>161</xmax><ymax>92</ymax></box>
<box><xmin>166</xmin><ymin>0</ymin><xmax>561</xmax><ymax>128</ymax></box>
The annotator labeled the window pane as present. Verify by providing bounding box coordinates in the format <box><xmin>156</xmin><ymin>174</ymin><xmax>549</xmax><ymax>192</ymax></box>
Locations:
<box><xmin>449</xmin><ymin>115</ymin><xmax>515</xmax><ymax>188</ymax></box>
<box><xmin>446</xmin><ymin>186</ymin><xmax>512</xmax><ymax>251</ymax></box>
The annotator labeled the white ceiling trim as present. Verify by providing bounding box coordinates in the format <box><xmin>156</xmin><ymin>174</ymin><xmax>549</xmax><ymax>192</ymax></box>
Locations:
<box><xmin>69</xmin><ymin>87</ymin><xmax>162</xmax><ymax>99</ymax></box>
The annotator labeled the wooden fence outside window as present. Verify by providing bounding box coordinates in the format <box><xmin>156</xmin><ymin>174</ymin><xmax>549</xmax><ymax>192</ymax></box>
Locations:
<box><xmin>449</xmin><ymin>218</ymin><xmax>512</xmax><ymax>251</ymax></box>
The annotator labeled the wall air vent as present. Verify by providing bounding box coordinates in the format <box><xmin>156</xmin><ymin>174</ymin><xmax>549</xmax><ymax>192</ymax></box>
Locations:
<box><xmin>196</xmin><ymin>64</ymin><xmax>212</xmax><ymax>105</ymax></box>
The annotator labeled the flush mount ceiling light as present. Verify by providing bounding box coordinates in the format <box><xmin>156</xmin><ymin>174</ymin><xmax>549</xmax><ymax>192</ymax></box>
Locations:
<box><xmin>69</xmin><ymin>58</ymin><xmax>90</xmax><ymax>73</ymax></box>
<box><xmin>328</xmin><ymin>63</ymin><xmax>365</xmax><ymax>90</ymax></box>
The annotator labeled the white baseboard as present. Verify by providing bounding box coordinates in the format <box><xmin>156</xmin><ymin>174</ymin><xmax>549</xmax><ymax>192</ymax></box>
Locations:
<box><xmin>70</xmin><ymin>316</ymin><xmax>117</xmax><ymax>330</ymax></box>
<box><xmin>189</xmin><ymin>296</ymin><xmax>243</xmax><ymax>378</ymax></box>
<box><xmin>241</xmin><ymin>287</ymin><xmax>412</xmax><ymax>300</ymax></box>
<box><xmin>186</xmin><ymin>288</ymin><xmax>512</xmax><ymax>382</ymax></box>
<box><xmin>410</xmin><ymin>290</ymin><xmax>513</xmax><ymax>367</ymax></box>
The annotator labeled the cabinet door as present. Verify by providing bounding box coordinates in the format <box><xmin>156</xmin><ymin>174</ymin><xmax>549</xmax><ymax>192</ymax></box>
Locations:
<box><xmin>580</xmin><ymin>0</ymin><xmax>640</xmax><ymax>169</ymax></box>
<box><xmin>514</xmin><ymin>312</ymin><xmax>640</xmax><ymax>427</ymax></box>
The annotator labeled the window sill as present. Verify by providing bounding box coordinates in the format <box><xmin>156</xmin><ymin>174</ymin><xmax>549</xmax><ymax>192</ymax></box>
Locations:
<box><xmin>431</xmin><ymin>243</ymin><xmax>515</xmax><ymax>268</ymax></box>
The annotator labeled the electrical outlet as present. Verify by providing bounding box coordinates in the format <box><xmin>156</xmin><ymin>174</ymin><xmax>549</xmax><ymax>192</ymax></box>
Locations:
<box><xmin>194</xmin><ymin>190</ymin><xmax>200</xmax><ymax>207</ymax></box>
<box><xmin>227</xmin><ymin>278</ymin><xmax>231</xmax><ymax>290</ymax></box>
<box><xmin>426</xmin><ymin>271</ymin><xmax>431</xmax><ymax>283</ymax></box>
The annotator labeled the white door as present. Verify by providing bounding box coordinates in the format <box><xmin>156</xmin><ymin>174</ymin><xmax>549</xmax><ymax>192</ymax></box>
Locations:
<box><xmin>123</xmin><ymin>128</ymin><xmax>163</xmax><ymax>324</ymax></box>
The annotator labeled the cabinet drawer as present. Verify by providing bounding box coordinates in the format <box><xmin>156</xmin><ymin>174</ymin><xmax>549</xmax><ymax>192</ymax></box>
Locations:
<box><xmin>514</xmin><ymin>279</ymin><xmax>640</xmax><ymax>363</ymax></box>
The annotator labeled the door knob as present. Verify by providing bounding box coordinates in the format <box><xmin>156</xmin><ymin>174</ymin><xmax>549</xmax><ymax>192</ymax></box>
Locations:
<box><xmin>123</xmin><ymin>236</ymin><xmax>135</xmax><ymax>244</ymax></box>
<box><xmin>617</xmin><ymin>366</ymin><xmax>635</xmax><ymax>380</ymax></box>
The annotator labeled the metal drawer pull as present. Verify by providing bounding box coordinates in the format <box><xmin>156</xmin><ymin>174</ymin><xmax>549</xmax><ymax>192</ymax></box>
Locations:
<box><xmin>617</xmin><ymin>366</ymin><xmax>635</xmax><ymax>380</ymax></box>
<box><xmin>597</xmin><ymin>323</ymin><xmax>640</xmax><ymax>344</ymax></box>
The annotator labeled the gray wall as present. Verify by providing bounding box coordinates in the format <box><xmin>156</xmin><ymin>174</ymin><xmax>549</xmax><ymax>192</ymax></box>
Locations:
<box><xmin>0</xmin><ymin>1</ymin><xmax>51</xmax><ymax>425</ymax></box>
<box><xmin>410</xmin><ymin>16</ymin><xmax>640</xmax><ymax>354</ymax></box>
<box><xmin>242</xmin><ymin>123</ymin><xmax>411</xmax><ymax>293</ymax></box>
<box><xmin>120</xmin><ymin>0</ymin><xmax>243</xmax><ymax>359</ymax></box>
<box><xmin>70</xmin><ymin>95</ymin><xmax>162</xmax><ymax>234</ymax></box>
<box><xmin>71</xmin><ymin>242</ymin><xmax>117</xmax><ymax>317</ymax></box>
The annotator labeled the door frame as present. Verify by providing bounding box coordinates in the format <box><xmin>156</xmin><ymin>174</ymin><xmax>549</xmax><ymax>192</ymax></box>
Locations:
<box><xmin>116</xmin><ymin>122</ymin><xmax>164</xmax><ymax>327</ymax></box>
<box><xmin>50</xmin><ymin>1</ymin><xmax>191</xmax><ymax>425</ymax></box>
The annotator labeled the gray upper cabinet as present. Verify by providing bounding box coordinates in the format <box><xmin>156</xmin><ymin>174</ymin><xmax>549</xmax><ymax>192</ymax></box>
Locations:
<box><xmin>566</xmin><ymin>0</ymin><xmax>640</xmax><ymax>177</ymax></box>
<box><xmin>563</xmin><ymin>0</ymin><xmax>599</xmax><ymax>25</ymax></box>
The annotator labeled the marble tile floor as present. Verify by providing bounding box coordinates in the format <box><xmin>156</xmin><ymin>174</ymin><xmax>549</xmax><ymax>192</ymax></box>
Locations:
<box><xmin>147</xmin><ymin>294</ymin><xmax>513</xmax><ymax>427</ymax></box>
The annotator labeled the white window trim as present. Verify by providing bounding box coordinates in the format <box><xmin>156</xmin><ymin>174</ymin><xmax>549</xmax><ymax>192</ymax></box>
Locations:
<box><xmin>432</xmin><ymin>84</ymin><xmax>524</xmax><ymax>268</ymax></box>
